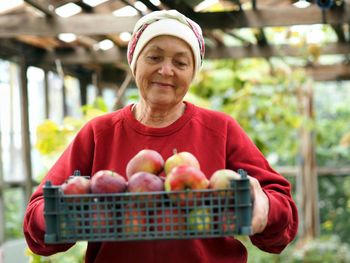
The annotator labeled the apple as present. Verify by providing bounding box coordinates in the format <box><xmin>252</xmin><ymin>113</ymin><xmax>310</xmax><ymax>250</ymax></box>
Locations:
<box><xmin>187</xmin><ymin>207</ymin><xmax>212</xmax><ymax>234</ymax></box>
<box><xmin>90</xmin><ymin>170</ymin><xmax>127</xmax><ymax>194</ymax></box>
<box><xmin>122</xmin><ymin>209</ymin><xmax>147</xmax><ymax>235</ymax></box>
<box><xmin>127</xmin><ymin>171</ymin><xmax>164</xmax><ymax>207</ymax></box>
<box><xmin>209</xmin><ymin>169</ymin><xmax>241</xmax><ymax>197</ymax></box>
<box><xmin>126</xmin><ymin>149</ymin><xmax>164</xmax><ymax>179</ymax></box>
<box><xmin>154</xmin><ymin>208</ymin><xmax>186</xmax><ymax>233</ymax></box>
<box><xmin>164</xmin><ymin>150</ymin><xmax>200</xmax><ymax>175</ymax></box>
<box><xmin>61</xmin><ymin>176</ymin><xmax>90</xmax><ymax>195</ymax></box>
<box><xmin>128</xmin><ymin>171</ymin><xmax>164</xmax><ymax>193</ymax></box>
<box><xmin>209</xmin><ymin>169</ymin><xmax>241</xmax><ymax>190</ymax></box>
<box><xmin>164</xmin><ymin>165</ymin><xmax>209</xmax><ymax>206</ymax></box>
<box><xmin>90</xmin><ymin>210</ymin><xmax>115</xmax><ymax>234</ymax></box>
<box><xmin>218</xmin><ymin>210</ymin><xmax>236</xmax><ymax>233</ymax></box>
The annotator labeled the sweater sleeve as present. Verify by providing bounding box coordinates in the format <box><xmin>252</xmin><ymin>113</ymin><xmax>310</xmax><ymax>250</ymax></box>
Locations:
<box><xmin>226</xmin><ymin>119</ymin><xmax>298</xmax><ymax>253</ymax></box>
<box><xmin>23</xmin><ymin>122</ymin><xmax>96</xmax><ymax>256</ymax></box>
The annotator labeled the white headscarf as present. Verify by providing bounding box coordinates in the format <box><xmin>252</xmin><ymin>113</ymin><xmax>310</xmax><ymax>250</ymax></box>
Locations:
<box><xmin>127</xmin><ymin>10</ymin><xmax>205</xmax><ymax>79</ymax></box>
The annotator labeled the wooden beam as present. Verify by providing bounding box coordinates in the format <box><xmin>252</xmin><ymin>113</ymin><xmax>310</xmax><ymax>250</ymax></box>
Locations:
<box><xmin>161</xmin><ymin>0</ymin><xmax>196</xmax><ymax>14</ymax></box>
<box><xmin>195</xmin><ymin>5</ymin><xmax>350</xmax><ymax>29</ymax></box>
<box><xmin>0</xmin><ymin>14</ymin><xmax>139</xmax><ymax>37</ymax></box>
<box><xmin>206</xmin><ymin>42</ymin><xmax>350</xmax><ymax>59</ymax></box>
<box><xmin>30</xmin><ymin>46</ymin><xmax>126</xmax><ymax>64</ymax></box>
<box><xmin>138</xmin><ymin>0</ymin><xmax>161</xmax><ymax>11</ymax></box>
<box><xmin>23</xmin><ymin>0</ymin><xmax>55</xmax><ymax>17</ymax></box>
<box><xmin>0</xmin><ymin>180</ymin><xmax>39</xmax><ymax>191</ymax></box>
<box><xmin>120</xmin><ymin>0</ymin><xmax>144</xmax><ymax>16</ymax></box>
<box><xmin>331</xmin><ymin>24</ymin><xmax>347</xmax><ymax>43</ymax></box>
<box><xmin>305</xmin><ymin>63</ymin><xmax>350</xmax><ymax>81</ymax></box>
<box><xmin>29</xmin><ymin>42</ymin><xmax>350</xmax><ymax>65</ymax></box>
<box><xmin>1</xmin><ymin>5</ymin><xmax>349</xmax><ymax>37</ymax></box>
<box><xmin>227</xmin><ymin>0</ymin><xmax>242</xmax><ymax>11</ymax></box>
<box><xmin>275</xmin><ymin>166</ymin><xmax>350</xmax><ymax>176</ymax></box>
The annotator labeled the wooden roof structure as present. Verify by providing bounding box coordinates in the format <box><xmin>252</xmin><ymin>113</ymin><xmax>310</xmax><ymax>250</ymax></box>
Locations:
<box><xmin>0</xmin><ymin>0</ymin><xmax>350</xmax><ymax>84</ymax></box>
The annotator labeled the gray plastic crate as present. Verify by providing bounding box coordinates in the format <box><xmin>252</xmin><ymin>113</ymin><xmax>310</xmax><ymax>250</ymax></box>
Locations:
<box><xmin>43</xmin><ymin>170</ymin><xmax>252</xmax><ymax>244</ymax></box>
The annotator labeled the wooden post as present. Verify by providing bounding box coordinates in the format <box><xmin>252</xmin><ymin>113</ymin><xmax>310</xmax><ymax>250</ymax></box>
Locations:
<box><xmin>55</xmin><ymin>59</ymin><xmax>68</xmax><ymax>117</ymax></box>
<box><xmin>44</xmin><ymin>69</ymin><xmax>50</xmax><ymax>119</ymax></box>
<box><xmin>19</xmin><ymin>59</ymin><xmax>33</xmax><ymax>202</ymax></box>
<box><xmin>296</xmin><ymin>79</ymin><xmax>319</xmax><ymax>240</ymax></box>
<box><xmin>92</xmin><ymin>68</ymin><xmax>103</xmax><ymax>97</ymax></box>
<box><xmin>113</xmin><ymin>72</ymin><xmax>132</xmax><ymax>110</ymax></box>
<box><xmin>79</xmin><ymin>78</ymin><xmax>88</xmax><ymax>106</ymax></box>
<box><xmin>0</xmin><ymin>128</ymin><xmax>4</xmax><ymax>245</ymax></box>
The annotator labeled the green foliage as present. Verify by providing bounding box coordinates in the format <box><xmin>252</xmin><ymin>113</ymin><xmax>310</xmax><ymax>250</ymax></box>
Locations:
<box><xmin>26</xmin><ymin>242</ymin><xmax>87</xmax><ymax>263</ymax></box>
<box><xmin>191</xmin><ymin>59</ymin><xmax>306</xmax><ymax>165</ymax></box>
<box><xmin>318</xmin><ymin>175</ymin><xmax>350</xmax><ymax>243</ymax></box>
<box><xmin>192</xmin><ymin>59</ymin><xmax>350</xmax><ymax>250</ymax></box>
<box><xmin>4</xmin><ymin>189</ymin><xmax>24</xmax><ymax>239</ymax></box>
<box><xmin>286</xmin><ymin>236</ymin><xmax>350</xmax><ymax>263</ymax></box>
<box><xmin>315</xmin><ymin>96</ymin><xmax>350</xmax><ymax>166</ymax></box>
<box><xmin>35</xmin><ymin>97</ymin><xmax>108</xmax><ymax>156</ymax></box>
<box><xmin>240</xmin><ymin>235</ymin><xmax>350</xmax><ymax>263</ymax></box>
<box><xmin>35</xmin><ymin>120</ymin><xmax>72</xmax><ymax>156</ymax></box>
<box><xmin>313</xmin><ymin>83</ymin><xmax>350</xmax><ymax>243</ymax></box>
<box><xmin>25</xmin><ymin>98</ymin><xmax>108</xmax><ymax>262</ymax></box>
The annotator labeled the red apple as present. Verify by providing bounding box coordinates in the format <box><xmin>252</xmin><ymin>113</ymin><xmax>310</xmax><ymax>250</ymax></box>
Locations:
<box><xmin>90</xmin><ymin>170</ymin><xmax>127</xmax><ymax>194</ymax></box>
<box><xmin>209</xmin><ymin>169</ymin><xmax>241</xmax><ymax>198</ymax></box>
<box><xmin>126</xmin><ymin>149</ymin><xmax>164</xmax><ymax>179</ymax></box>
<box><xmin>122</xmin><ymin>209</ymin><xmax>147</xmax><ymax>235</ymax></box>
<box><xmin>127</xmin><ymin>172</ymin><xmax>164</xmax><ymax>207</ymax></box>
<box><xmin>128</xmin><ymin>172</ymin><xmax>164</xmax><ymax>193</ymax></box>
<box><xmin>61</xmin><ymin>176</ymin><xmax>90</xmax><ymax>195</ymax></box>
<box><xmin>154</xmin><ymin>208</ymin><xmax>186</xmax><ymax>233</ymax></box>
<box><xmin>218</xmin><ymin>210</ymin><xmax>236</xmax><ymax>233</ymax></box>
<box><xmin>90</xmin><ymin>210</ymin><xmax>115</xmax><ymax>234</ymax></box>
<box><xmin>164</xmin><ymin>150</ymin><xmax>200</xmax><ymax>175</ymax></box>
<box><xmin>164</xmin><ymin>165</ymin><xmax>209</xmax><ymax>206</ymax></box>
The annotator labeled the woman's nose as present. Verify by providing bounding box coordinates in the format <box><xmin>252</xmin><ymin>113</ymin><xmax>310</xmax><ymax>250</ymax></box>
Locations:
<box><xmin>158</xmin><ymin>61</ymin><xmax>174</xmax><ymax>76</ymax></box>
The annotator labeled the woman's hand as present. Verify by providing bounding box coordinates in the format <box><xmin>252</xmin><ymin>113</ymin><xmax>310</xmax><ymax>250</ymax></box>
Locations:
<box><xmin>248</xmin><ymin>176</ymin><xmax>270</xmax><ymax>235</ymax></box>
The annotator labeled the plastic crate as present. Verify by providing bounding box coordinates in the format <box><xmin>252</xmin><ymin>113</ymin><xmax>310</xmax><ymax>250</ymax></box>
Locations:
<box><xmin>43</xmin><ymin>170</ymin><xmax>252</xmax><ymax>244</ymax></box>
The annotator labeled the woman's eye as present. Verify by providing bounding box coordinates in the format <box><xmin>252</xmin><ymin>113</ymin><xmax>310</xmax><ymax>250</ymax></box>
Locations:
<box><xmin>146</xmin><ymin>56</ymin><xmax>161</xmax><ymax>62</ymax></box>
<box><xmin>175</xmin><ymin>61</ymin><xmax>188</xmax><ymax>68</ymax></box>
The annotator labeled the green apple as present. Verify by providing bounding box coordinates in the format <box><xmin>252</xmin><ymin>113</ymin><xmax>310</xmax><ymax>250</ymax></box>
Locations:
<box><xmin>187</xmin><ymin>207</ymin><xmax>212</xmax><ymax>233</ymax></box>
<box><xmin>209</xmin><ymin>169</ymin><xmax>241</xmax><ymax>190</ymax></box>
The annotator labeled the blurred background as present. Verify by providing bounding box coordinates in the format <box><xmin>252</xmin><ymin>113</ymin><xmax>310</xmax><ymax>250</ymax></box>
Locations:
<box><xmin>0</xmin><ymin>0</ymin><xmax>350</xmax><ymax>262</ymax></box>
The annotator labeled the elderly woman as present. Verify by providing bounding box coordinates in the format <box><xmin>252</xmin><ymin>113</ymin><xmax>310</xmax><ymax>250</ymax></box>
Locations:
<box><xmin>24</xmin><ymin>10</ymin><xmax>298</xmax><ymax>263</ymax></box>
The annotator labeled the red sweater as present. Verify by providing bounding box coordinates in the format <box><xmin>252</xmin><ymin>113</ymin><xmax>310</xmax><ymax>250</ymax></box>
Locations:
<box><xmin>23</xmin><ymin>102</ymin><xmax>298</xmax><ymax>263</ymax></box>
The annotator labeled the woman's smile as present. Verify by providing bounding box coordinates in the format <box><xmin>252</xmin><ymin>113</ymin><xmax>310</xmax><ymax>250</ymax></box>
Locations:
<box><xmin>151</xmin><ymin>81</ymin><xmax>175</xmax><ymax>88</ymax></box>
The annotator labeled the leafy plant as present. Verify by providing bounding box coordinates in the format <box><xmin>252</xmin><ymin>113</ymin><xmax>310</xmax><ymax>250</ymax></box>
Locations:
<box><xmin>26</xmin><ymin>242</ymin><xmax>87</xmax><ymax>263</ymax></box>
<box><xmin>191</xmin><ymin>59</ymin><xmax>306</xmax><ymax>165</ymax></box>
<box><xmin>4</xmin><ymin>189</ymin><xmax>24</xmax><ymax>239</ymax></box>
<box><xmin>26</xmin><ymin>97</ymin><xmax>108</xmax><ymax>262</ymax></box>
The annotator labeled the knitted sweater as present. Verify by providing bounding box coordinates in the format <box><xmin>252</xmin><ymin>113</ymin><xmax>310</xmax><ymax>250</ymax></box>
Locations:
<box><xmin>23</xmin><ymin>102</ymin><xmax>298</xmax><ymax>263</ymax></box>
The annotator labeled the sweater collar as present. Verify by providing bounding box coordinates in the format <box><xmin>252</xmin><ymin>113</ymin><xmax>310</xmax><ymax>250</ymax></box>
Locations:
<box><xmin>123</xmin><ymin>101</ymin><xmax>195</xmax><ymax>136</ymax></box>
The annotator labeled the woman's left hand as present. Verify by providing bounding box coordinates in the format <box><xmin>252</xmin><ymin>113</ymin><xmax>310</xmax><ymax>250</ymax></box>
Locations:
<box><xmin>248</xmin><ymin>175</ymin><xmax>270</xmax><ymax>235</ymax></box>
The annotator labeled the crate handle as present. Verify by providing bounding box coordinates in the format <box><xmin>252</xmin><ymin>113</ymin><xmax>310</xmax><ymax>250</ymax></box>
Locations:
<box><xmin>235</xmin><ymin>169</ymin><xmax>252</xmax><ymax>235</ymax></box>
<box><xmin>43</xmin><ymin>181</ymin><xmax>60</xmax><ymax>243</ymax></box>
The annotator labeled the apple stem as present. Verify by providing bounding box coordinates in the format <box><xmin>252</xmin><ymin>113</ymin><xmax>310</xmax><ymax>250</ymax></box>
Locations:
<box><xmin>173</xmin><ymin>148</ymin><xmax>177</xmax><ymax>155</ymax></box>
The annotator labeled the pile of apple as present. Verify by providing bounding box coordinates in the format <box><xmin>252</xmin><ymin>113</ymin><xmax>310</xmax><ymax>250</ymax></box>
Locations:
<box><xmin>60</xmin><ymin>149</ymin><xmax>241</xmax><ymax>236</ymax></box>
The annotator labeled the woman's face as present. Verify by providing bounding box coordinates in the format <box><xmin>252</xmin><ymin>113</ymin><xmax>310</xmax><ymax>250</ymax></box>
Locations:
<box><xmin>134</xmin><ymin>35</ymin><xmax>194</xmax><ymax>108</ymax></box>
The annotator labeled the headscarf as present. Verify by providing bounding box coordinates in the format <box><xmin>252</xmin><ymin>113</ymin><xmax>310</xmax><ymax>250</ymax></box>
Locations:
<box><xmin>127</xmin><ymin>10</ymin><xmax>205</xmax><ymax>79</ymax></box>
